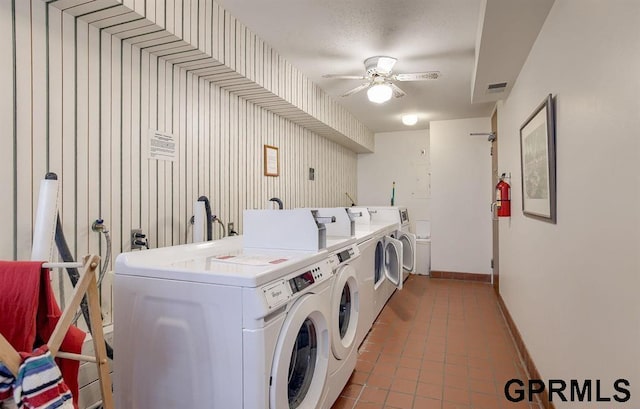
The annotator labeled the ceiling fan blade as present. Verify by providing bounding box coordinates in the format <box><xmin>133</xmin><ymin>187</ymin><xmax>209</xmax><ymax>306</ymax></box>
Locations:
<box><xmin>340</xmin><ymin>82</ymin><xmax>371</xmax><ymax>97</ymax></box>
<box><xmin>389</xmin><ymin>83</ymin><xmax>406</xmax><ymax>98</ymax></box>
<box><xmin>393</xmin><ymin>71</ymin><xmax>441</xmax><ymax>81</ymax></box>
<box><xmin>322</xmin><ymin>74</ymin><xmax>368</xmax><ymax>80</ymax></box>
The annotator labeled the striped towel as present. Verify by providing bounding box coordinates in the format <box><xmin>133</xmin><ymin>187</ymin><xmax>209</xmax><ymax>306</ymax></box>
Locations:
<box><xmin>0</xmin><ymin>363</ymin><xmax>15</xmax><ymax>405</ymax></box>
<box><xmin>1</xmin><ymin>346</ymin><xmax>73</xmax><ymax>409</ymax></box>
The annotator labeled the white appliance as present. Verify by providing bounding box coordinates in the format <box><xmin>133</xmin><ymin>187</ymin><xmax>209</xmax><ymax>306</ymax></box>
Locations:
<box><xmin>351</xmin><ymin>207</ymin><xmax>404</xmax><ymax>345</ymax></box>
<box><xmin>352</xmin><ymin>235</ymin><xmax>376</xmax><ymax>346</ymax></box>
<box><xmin>367</xmin><ymin>206</ymin><xmax>416</xmax><ymax>281</ymax></box>
<box><xmin>371</xmin><ymin>223</ymin><xmax>404</xmax><ymax>320</ymax></box>
<box><xmin>320</xmin><ymin>239</ymin><xmax>361</xmax><ymax>409</ymax></box>
<box><xmin>305</xmin><ymin>207</ymin><xmax>381</xmax><ymax>349</ymax></box>
<box><xmin>415</xmin><ymin>220</ymin><xmax>431</xmax><ymax>275</ymax></box>
<box><xmin>114</xmin><ymin>237</ymin><xmax>335</xmax><ymax>409</ymax></box>
<box><xmin>305</xmin><ymin>207</ymin><xmax>402</xmax><ymax>349</ymax></box>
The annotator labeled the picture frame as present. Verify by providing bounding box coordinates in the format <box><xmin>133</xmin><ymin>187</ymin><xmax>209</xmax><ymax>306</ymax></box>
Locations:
<box><xmin>263</xmin><ymin>144</ymin><xmax>279</xmax><ymax>177</ymax></box>
<box><xmin>519</xmin><ymin>94</ymin><xmax>556</xmax><ymax>223</ymax></box>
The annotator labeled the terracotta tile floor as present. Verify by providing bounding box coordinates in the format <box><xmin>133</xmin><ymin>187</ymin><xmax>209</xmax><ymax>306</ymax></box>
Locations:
<box><xmin>331</xmin><ymin>276</ymin><xmax>541</xmax><ymax>409</ymax></box>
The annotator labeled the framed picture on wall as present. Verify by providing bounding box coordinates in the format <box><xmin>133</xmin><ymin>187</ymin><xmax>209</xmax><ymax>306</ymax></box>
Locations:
<box><xmin>519</xmin><ymin>94</ymin><xmax>556</xmax><ymax>223</ymax></box>
<box><xmin>263</xmin><ymin>144</ymin><xmax>279</xmax><ymax>177</ymax></box>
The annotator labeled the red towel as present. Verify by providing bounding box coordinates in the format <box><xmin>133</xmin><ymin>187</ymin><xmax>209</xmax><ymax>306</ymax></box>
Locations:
<box><xmin>0</xmin><ymin>261</ymin><xmax>86</xmax><ymax>409</ymax></box>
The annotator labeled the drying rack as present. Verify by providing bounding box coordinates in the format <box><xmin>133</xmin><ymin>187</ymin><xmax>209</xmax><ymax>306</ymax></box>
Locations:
<box><xmin>0</xmin><ymin>255</ymin><xmax>114</xmax><ymax>409</ymax></box>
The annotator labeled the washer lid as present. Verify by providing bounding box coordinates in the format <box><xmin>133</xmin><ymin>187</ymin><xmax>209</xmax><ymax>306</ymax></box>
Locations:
<box><xmin>115</xmin><ymin>237</ymin><xmax>329</xmax><ymax>287</ymax></box>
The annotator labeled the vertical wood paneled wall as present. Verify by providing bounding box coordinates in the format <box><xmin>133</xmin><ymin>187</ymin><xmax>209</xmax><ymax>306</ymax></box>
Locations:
<box><xmin>0</xmin><ymin>0</ymin><xmax>359</xmax><ymax>269</ymax></box>
<box><xmin>44</xmin><ymin>0</ymin><xmax>375</xmax><ymax>153</ymax></box>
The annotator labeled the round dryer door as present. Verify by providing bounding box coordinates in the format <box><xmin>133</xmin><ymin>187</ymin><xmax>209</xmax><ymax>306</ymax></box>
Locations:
<box><xmin>270</xmin><ymin>294</ymin><xmax>330</xmax><ymax>409</ymax></box>
<box><xmin>330</xmin><ymin>264</ymin><xmax>359</xmax><ymax>360</ymax></box>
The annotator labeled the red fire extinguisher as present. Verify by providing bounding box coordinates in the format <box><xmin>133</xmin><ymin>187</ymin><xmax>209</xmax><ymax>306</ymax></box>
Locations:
<box><xmin>496</xmin><ymin>176</ymin><xmax>511</xmax><ymax>217</ymax></box>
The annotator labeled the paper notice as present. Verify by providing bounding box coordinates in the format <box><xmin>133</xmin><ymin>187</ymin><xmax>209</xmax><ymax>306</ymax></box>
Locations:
<box><xmin>148</xmin><ymin>129</ymin><xmax>177</xmax><ymax>162</ymax></box>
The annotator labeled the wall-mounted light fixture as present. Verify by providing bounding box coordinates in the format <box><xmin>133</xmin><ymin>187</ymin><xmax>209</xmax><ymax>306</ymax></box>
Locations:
<box><xmin>402</xmin><ymin>114</ymin><xmax>418</xmax><ymax>126</ymax></box>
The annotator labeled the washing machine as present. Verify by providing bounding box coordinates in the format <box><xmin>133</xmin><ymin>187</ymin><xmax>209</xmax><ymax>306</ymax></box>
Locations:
<box><xmin>352</xmin><ymin>235</ymin><xmax>376</xmax><ymax>346</ymax></box>
<box><xmin>301</xmin><ymin>207</ymin><xmax>376</xmax><ymax>352</ymax></box>
<box><xmin>319</xmin><ymin>239</ymin><xmax>361</xmax><ymax>408</ymax></box>
<box><xmin>367</xmin><ymin>206</ymin><xmax>417</xmax><ymax>282</ymax></box>
<box><xmin>113</xmin><ymin>237</ymin><xmax>334</xmax><ymax>409</ymax></box>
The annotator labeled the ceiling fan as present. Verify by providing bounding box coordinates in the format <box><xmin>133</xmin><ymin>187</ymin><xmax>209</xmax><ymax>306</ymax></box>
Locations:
<box><xmin>322</xmin><ymin>56</ymin><xmax>440</xmax><ymax>103</ymax></box>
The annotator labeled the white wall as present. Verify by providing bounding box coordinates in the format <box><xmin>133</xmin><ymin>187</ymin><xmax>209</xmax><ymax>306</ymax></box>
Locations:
<box><xmin>357</xmin><ymin>130</ymin><xmax>430</xmax><ymax>232</ymax></box>
<box><xmin>430</xmin><ymin>118</ymin><xmax>492</xmax><ymax>275</ymax></box>
<box><xmin>498</xmin><ymin>0</ymin><xmax>640</xmax><ymax>405</ymax></box>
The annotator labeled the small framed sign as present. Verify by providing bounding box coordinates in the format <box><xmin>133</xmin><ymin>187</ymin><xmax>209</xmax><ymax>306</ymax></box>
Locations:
<box><xmin>264</xmin><ymin>145</ymin><xmax>279</xmax><ymax>177</ymax></box>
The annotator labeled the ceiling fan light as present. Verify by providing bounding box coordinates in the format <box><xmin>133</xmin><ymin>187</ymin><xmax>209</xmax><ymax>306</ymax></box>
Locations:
<box><xmin>402</xmin><ymin>114</ymin><xmax>418</xmax><ymax>126</ymax></box>
<box><xmin>367</xmin><ymin>84</ymin><xmax>393</xmax><ymax>104</ymax></box>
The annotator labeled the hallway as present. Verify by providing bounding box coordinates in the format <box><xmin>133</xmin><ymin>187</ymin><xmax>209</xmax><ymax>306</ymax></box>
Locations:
<box><xmin>332</xmin><ymin>276</ymin><xmax>540</xmax><ymax>409</ymax></box>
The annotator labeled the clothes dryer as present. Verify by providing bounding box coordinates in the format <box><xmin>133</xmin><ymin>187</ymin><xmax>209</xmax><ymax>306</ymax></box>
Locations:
<box><xmin>351</xmin><ymin>219</ymin><xmax>401</xmax><ymax>346</ymax></box>
<box><xmin>114</xmin><ymin>237</ymin><xmax>333</xmax><ymax>409</ymax></box>
<box><xmin>371</xmin><ymin>224</ymin><xmax>404</xmax><ymax>320</ymax></box>
<box><xmin>367</xmin><ymin>206</ymin><xmax>416</xmax><ymax>282</ymax></box>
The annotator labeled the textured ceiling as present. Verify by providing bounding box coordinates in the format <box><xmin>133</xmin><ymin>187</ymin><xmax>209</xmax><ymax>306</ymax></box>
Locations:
<box><xmin>214</xmin><ymin>0</ymin><xmax>554</xmax><ymax>133</ymax></box>
<box><xmin>215</xmin><ymin>0</ymin><xmax>497</xmax><ymax>132</ymax></box>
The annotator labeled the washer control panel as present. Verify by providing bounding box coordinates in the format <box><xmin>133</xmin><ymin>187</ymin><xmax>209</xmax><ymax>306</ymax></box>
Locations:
<box><xmin>261</xmin><ymin>259</ymin><xmax>332</xmax><ymax>310</ymax></box>
<box><xmin>288</xmin><ymin>265</ymin><xmax>324</xmax><ymax>294</ymax></box>
<box><xmin>262</xmin><ymin>281</ymin><xmax>290</xmax><ymax>307</ymax></box>
<box><xmin>326</xmin><ymin>244</ymin><xmax>360</xmax><ymax>271</ymax></box>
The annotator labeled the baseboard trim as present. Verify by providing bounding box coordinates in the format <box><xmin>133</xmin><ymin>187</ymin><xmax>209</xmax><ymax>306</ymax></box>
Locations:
<box><xmin>497</xmin><ymin>294</ymin><xmax>555</xmax><ymax>409</ymax></box>
<box><xmin>429</xmin><ymin>270</ymin><xmax>491</xmax><ymax>283</ymax></box>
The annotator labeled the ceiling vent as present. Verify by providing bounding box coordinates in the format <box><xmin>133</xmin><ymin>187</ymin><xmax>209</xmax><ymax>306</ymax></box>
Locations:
<box><xmin>486</xmin><ymin>82</ymin><xmax>508</xmax><ymax>94</ymax></box>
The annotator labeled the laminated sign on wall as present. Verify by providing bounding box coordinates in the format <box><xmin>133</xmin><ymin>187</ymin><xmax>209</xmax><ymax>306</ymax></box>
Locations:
<box><xmin>148</xmin><ymin>130</ymin><xmax>178</xmax><ymax>162</ymax></box>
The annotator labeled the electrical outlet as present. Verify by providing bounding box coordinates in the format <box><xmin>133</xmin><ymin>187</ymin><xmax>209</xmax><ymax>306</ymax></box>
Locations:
<box><xmin>131</xmin><ymin>229</ymin><xmax>148</xmax><ymax>250</ymax></box>
<box><xmin>308</xmin><ymin>167</ymin><xmax>315</xmax><ymax>181</ymax></box>
<box><xmin>227</xmin><ymin>222</ymin><xmax>234</xmax><ymax>233</ymax></box>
